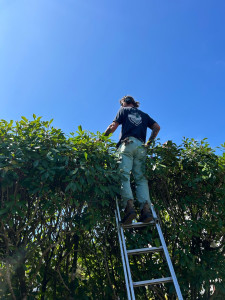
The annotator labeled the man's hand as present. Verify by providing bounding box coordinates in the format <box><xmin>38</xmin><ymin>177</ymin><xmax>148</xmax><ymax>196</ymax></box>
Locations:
<box><xmin>144</xmin><ymin>140</ymin><xmax>152</xmax><ymax>147</ymax></box>
<box><xmin>95</xmin><ymin>138</ymin><xmax>102</xmax><ymax>143</ymax></box>
<box><xmin>145</xmin><ymin>123</ymin><xmax>160</xmax><ymax>146</ymax></box>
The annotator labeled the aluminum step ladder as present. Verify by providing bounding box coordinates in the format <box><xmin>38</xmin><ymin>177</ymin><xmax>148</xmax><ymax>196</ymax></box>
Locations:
<box><xmin>115</xmin><ymin>199</ymin><xmax>183</xmax><ymax>300</ymax></box>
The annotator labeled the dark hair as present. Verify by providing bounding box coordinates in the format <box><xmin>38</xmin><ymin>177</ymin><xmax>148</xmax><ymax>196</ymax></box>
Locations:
<box><xmin>119</xmin><ymin>95</ymin><xmax>140</xmax><ymax>108</ymax></box>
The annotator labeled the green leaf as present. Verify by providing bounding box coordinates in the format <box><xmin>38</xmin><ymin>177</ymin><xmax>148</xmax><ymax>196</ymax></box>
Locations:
<box><xmin>70</xmin><ymin>168</ymin><xmax>78</xmax><ymax>176</ymax></box>
<box><xmin>21</xmin><ymin>116</ymin><xmax>28</xmax><ymax>122</ymax></box>
<box><xmin>65</xmin><ymin>182</ymin><xmax>77</xmax><ymax>192</ymax></box>
<box><xmin>33</xmin><ymin>160</ymin><xmax>39</xmax><ymax>167</ymax></box>
<box><xmin>154</xmin><ymin>238</ymin><xmax>160</xmax><ymax>247</ymax></box>
<box><xmin>0</xmin><ymin>208</ymin><xmax>9</xmax><ymax>216</ymax></box>
<box><xmin>84</xmin><ymin>152</ymin><xmax>88</xmax><ymax>160</ymax></box>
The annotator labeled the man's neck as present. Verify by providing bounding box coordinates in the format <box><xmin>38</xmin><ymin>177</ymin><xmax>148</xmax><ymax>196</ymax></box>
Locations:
<box><xmin>124</xmin><ymin>104</ymin><xmax>134</xmax><ymax>108</ymax></box>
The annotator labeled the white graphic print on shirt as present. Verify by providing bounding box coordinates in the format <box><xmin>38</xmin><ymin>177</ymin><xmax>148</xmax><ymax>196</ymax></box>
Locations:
<box><xmin>128</xmin><ymin>111</ymin><xmax>142</xmax><ymax>126</ymax></box>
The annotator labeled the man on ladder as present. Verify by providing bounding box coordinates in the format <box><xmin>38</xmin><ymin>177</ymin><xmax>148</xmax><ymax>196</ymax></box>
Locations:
<box><xmin>104</xmin><ymin>95</ymin><xmax>160</xmax><ymax>224</ymax></box>
<box><xmin>105</xmin><ymin>96</ymin><xmax>183</xmax><ymax>300</ymax></box>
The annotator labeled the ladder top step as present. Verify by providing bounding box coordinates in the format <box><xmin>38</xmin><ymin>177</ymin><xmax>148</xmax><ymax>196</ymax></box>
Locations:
<box><xmin>133</xmin><ymin>277</ymin><xmax>173</xmax><ymax>287</ymax></box>
<box><xmin>122</xmin><ymin>221</ymin><xmax>155</xmax><ymax>229</ymax></box>
<box><xmin>127</xmin><ymin>246</ymin><xmax>163</xmax><ymax>255</ymax></box>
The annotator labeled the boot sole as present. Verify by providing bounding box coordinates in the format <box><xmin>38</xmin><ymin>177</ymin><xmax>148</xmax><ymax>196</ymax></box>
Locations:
<box><xmin>139</xmin><ymin>215</ymin><xmax>153</xmax><ymax>223</ymax></box>
<box><xmin>122</xmin><ymin>212</ymin><xmax>137</xmax><ymax>225</ymax></box>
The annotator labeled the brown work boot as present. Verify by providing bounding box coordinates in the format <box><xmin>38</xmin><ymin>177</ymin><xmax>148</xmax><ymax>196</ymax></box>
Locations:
<box><xmin>139</xmin><ymin>203</ymin><xmax>153</xmax><ymax>223</ymax></box>
<box><xmin>121</xmin><ymin>200</ymin><xmax>137</xmax><ymax>225</ymax></box>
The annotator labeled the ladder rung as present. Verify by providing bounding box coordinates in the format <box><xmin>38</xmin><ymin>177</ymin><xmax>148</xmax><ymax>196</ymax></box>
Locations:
<box><xmin>122</xmin><ymin>221</ymin><xmax>155</xmax><ymax>229</ymax></box>
<box><xmin>127</xmin><ymin>246</ymin><xmax>163</xmax><ymax>255</ymax></box>
<box><xmin>133</xmin><ymin>277</ymin><xmax>173</xmax><ymax>287</ymax></box>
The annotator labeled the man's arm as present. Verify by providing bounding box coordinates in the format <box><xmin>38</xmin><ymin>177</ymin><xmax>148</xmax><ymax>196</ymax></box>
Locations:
<box><xmin>104</xmin><ymin>121</ymin><xmax>120</xmax><ymax>136</ymax></box>
<box><xmin>146</xmin><ymin>123</ymin><xmax>160</xmax><ymax>146</ymax></box>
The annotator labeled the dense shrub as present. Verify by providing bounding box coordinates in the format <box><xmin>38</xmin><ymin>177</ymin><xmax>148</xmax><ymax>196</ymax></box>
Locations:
<box><xmin>0</xmin><ymin>117</ymin><xmax>224</xmax><ymax>299</ymax></box>
<box><xmin>146</xmin><ymin>139</ymin><xmax>225</xmax><ymax>299</ymax></box>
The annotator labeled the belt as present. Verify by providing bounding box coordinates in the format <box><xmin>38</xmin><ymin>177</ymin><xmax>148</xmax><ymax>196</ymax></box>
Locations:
<box><xmin>120</xmin><ymin>137</ymin><xmax>133</xmax><ymax>145</ymax></box>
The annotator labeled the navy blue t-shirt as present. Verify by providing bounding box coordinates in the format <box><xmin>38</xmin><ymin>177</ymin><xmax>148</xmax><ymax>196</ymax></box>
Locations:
<box><xmin>113</xmin><ymin>107</ymin><xmax>156</xmax><ymax>147</ymax></box>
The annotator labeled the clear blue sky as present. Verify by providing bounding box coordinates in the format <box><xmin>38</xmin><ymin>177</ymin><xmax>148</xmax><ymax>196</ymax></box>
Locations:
<box><xmin>1</xmin><ymin>0</ymin><xmax>225</xmax><ymax>149</ymax></box>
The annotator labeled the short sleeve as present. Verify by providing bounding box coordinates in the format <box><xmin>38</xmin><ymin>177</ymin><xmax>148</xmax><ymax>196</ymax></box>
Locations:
<box><xmin>147</xmin><ymin>115</ymin><xmax>156</xmax><ymax>128</ymax></box>
<box><xmin>113</xmin><ymin>107</ymin><xmax>125</xmax><ymax>124</ymax></box>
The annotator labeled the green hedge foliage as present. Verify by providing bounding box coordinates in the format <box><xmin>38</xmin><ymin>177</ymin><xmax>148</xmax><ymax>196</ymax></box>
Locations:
<box><xmin>0</xmin><ymin>117</ymin><xmax>224</xmax><ymax>300</ymax></box>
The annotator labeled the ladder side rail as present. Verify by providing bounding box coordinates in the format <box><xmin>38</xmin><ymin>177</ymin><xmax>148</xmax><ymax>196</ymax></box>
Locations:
<box><xmin>150</xmin><ymin>203</ymin><xmax>158</xmax><ymax>220</ymax></box>
<box><xmin>116</xmin><ymin>199</ymin><xmax>136</xmax><ymax>300</ymax></box>
<box><xmin>115</xmin><ymin>209</ymin><xmax>132</xmax><ymax>300</ymax></box>
<box><xmin>150</xmin><ymin>204</ymin><xmax>183</xmax><ymax>300</ymax></box>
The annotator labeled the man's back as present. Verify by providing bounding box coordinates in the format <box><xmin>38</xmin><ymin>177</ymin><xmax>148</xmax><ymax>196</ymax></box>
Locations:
<box><xmin>113</xmin><ymin>106</ymin><xmax>156</xmax><ymax>147</ymax></box>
